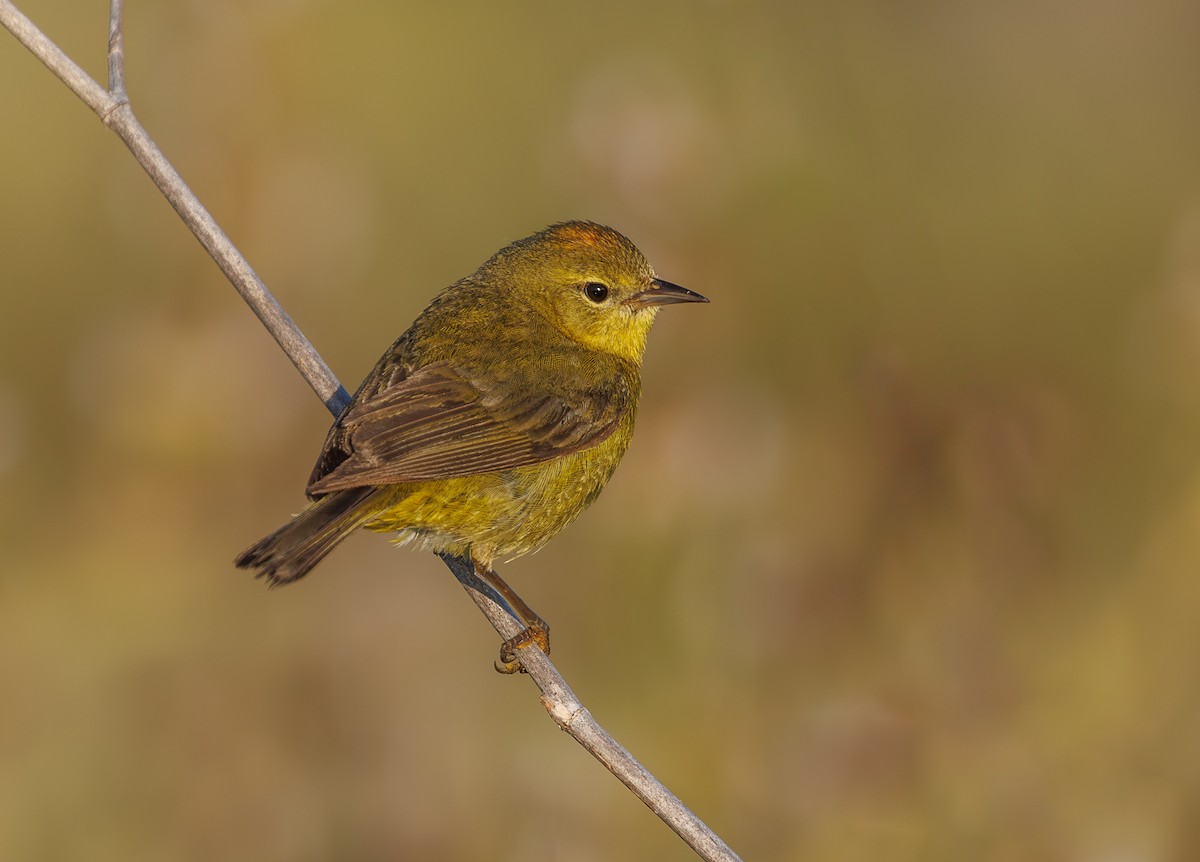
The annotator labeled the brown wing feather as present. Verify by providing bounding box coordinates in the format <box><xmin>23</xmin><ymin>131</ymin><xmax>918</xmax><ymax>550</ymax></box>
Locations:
<box><xmin>306</xmin><ymin>361</ymin><xmax>632</xmax><ymax>496</ymax></box>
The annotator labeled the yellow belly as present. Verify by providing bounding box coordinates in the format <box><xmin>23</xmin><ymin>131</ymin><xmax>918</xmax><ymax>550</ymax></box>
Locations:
<box><xmin>361</xmin><ymin>436</ymin><xmax>625</xmax><ymax>569</ymax></box>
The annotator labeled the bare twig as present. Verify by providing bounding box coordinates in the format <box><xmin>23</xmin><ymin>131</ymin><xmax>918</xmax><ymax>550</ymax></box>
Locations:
<box><xmin>107</xmin><ymin>0</ymin><xmax>126</xmax><ymax>103</ymax></box>
<box><xmin>0</xmin><ymin>4</ymin><xmax>742</xmax><ymax>861</ymax></box>
<box><xmin>439</xmin><ymin>555</ymin><xmax>742</xmax><ymax>861</ymax></box>
<box><xmin>0</xmin><ymin>0</ymin><xmax>349</xmax><ymax>414</ymax></box>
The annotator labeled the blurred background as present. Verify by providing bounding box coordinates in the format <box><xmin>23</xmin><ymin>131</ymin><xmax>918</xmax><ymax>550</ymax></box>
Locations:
<box><xmin>3</xmin><ymin>1</ymin><xmax>1200</xmax><ymax>859</ymax></box>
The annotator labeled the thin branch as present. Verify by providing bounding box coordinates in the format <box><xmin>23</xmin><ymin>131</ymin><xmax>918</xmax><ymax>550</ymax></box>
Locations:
<box><xmin>0</xmin><ymin>0</ymin><xmax>110</xmax><ymax>115</ymax></box>
<box><xmin>0</xmin><ymin>0</ymin><xmax>349</xmax><ymax>415</ymax></box>
<box><xmin>0</xmin><ymin>4</ymin><xmax>743</xmax><ymax>861</ymax></box>
<box><xmin>439</xmin><ymin>555</ymin><xmax>742</xmax><ymax>861</ymax></box>
<box><xmin>107</xmin><ymin>0</ymin><xmax>126</xmax><ymax>103</ymax></box>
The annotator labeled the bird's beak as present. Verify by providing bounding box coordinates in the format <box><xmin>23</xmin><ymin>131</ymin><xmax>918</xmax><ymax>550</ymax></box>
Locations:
<box><xmin>626</xmin><ymin>278</ymin><xmax>710</xmax><ymax>308</ymax></box>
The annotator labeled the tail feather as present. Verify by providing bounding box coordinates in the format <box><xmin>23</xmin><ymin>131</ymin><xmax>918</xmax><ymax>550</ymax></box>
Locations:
<box><xmin>235</xmin><ymin>487</ymin><xmax>381</xmax><ymax>586</ymax></box>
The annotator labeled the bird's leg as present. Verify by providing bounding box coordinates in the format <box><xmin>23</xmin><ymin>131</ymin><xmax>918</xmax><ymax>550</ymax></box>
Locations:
<box><xmin>474</xmin><ymin>561</ymin><xmax>550</xmax><ymax>674</ymax></box>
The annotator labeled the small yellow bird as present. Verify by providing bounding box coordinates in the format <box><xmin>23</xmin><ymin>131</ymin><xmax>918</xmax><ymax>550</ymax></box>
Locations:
<box><xmin>236</xmin><ymin>221</ymin><xmax>707</xmax><ymax>671</ymax></box>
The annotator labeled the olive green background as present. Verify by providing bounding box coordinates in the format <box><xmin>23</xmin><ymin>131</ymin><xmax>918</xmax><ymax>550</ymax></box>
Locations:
<box><xmin>4</xmin><ymin>2</ymin><xmax>1200</xmax><ymax>860</ymax></box>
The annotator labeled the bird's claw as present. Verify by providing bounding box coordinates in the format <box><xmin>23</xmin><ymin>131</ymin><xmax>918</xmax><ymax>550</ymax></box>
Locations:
<box><xmin>493</xmin><ymin>622</ymin><xmax>550</xmax><ymax>674</ymax></box>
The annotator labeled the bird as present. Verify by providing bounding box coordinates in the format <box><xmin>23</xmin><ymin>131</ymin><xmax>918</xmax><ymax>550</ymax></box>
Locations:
<box><xmin>235</xmin><ymin>221</ymin><xmax>708</xmax><ymax>671</ymax></box>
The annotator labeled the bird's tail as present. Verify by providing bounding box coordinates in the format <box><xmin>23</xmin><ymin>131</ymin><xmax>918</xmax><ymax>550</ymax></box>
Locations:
<box><xmin>235</xmin><ymin>487</ymin><xmax>383</xmax><ymax>586</ymax></box>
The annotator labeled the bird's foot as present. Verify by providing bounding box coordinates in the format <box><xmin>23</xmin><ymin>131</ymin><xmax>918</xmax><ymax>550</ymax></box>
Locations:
<box><xmin>495</xmin><ymin>620</ymin><xmax>550</xmax><ymax>674</ymax></box>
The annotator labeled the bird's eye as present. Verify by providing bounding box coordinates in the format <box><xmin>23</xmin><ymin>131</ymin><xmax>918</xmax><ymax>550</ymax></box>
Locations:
<box><xmin>583</xmin><ymin>282</ymin><xmax>609</xmax><ymax>303</ymax></box>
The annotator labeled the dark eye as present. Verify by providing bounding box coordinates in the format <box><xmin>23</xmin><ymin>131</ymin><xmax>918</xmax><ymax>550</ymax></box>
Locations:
<box><xmin>583</xmin><ymin>281</ymin><xmax>609</xmax><ymax>303</ymax></box>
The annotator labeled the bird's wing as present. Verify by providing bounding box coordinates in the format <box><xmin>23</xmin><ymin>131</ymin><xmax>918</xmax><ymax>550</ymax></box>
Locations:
<box><xmin>305</xmin><ymin>361</ymin><xmax>633</xmax><ymax>495</ymax></box>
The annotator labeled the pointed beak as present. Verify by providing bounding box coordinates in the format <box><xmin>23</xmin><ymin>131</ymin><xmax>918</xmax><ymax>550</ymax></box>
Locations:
<box><xmin>626</xmin><ymin>278</ymin><xmax>710</xmax><ymax>308</ymax></box>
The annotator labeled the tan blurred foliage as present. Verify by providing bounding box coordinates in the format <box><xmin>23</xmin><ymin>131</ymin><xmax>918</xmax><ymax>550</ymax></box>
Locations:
<box><xmin>3</xmin><ymin>1</ymin><xmax>1200</xmax><ymax>860</ymax></box>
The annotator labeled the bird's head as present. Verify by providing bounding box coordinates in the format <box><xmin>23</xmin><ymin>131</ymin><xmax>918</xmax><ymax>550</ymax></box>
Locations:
<box><xmin>482</xmin><ymin>221</ymin><xmax>708</xmax><ymax>364</ymax></box>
